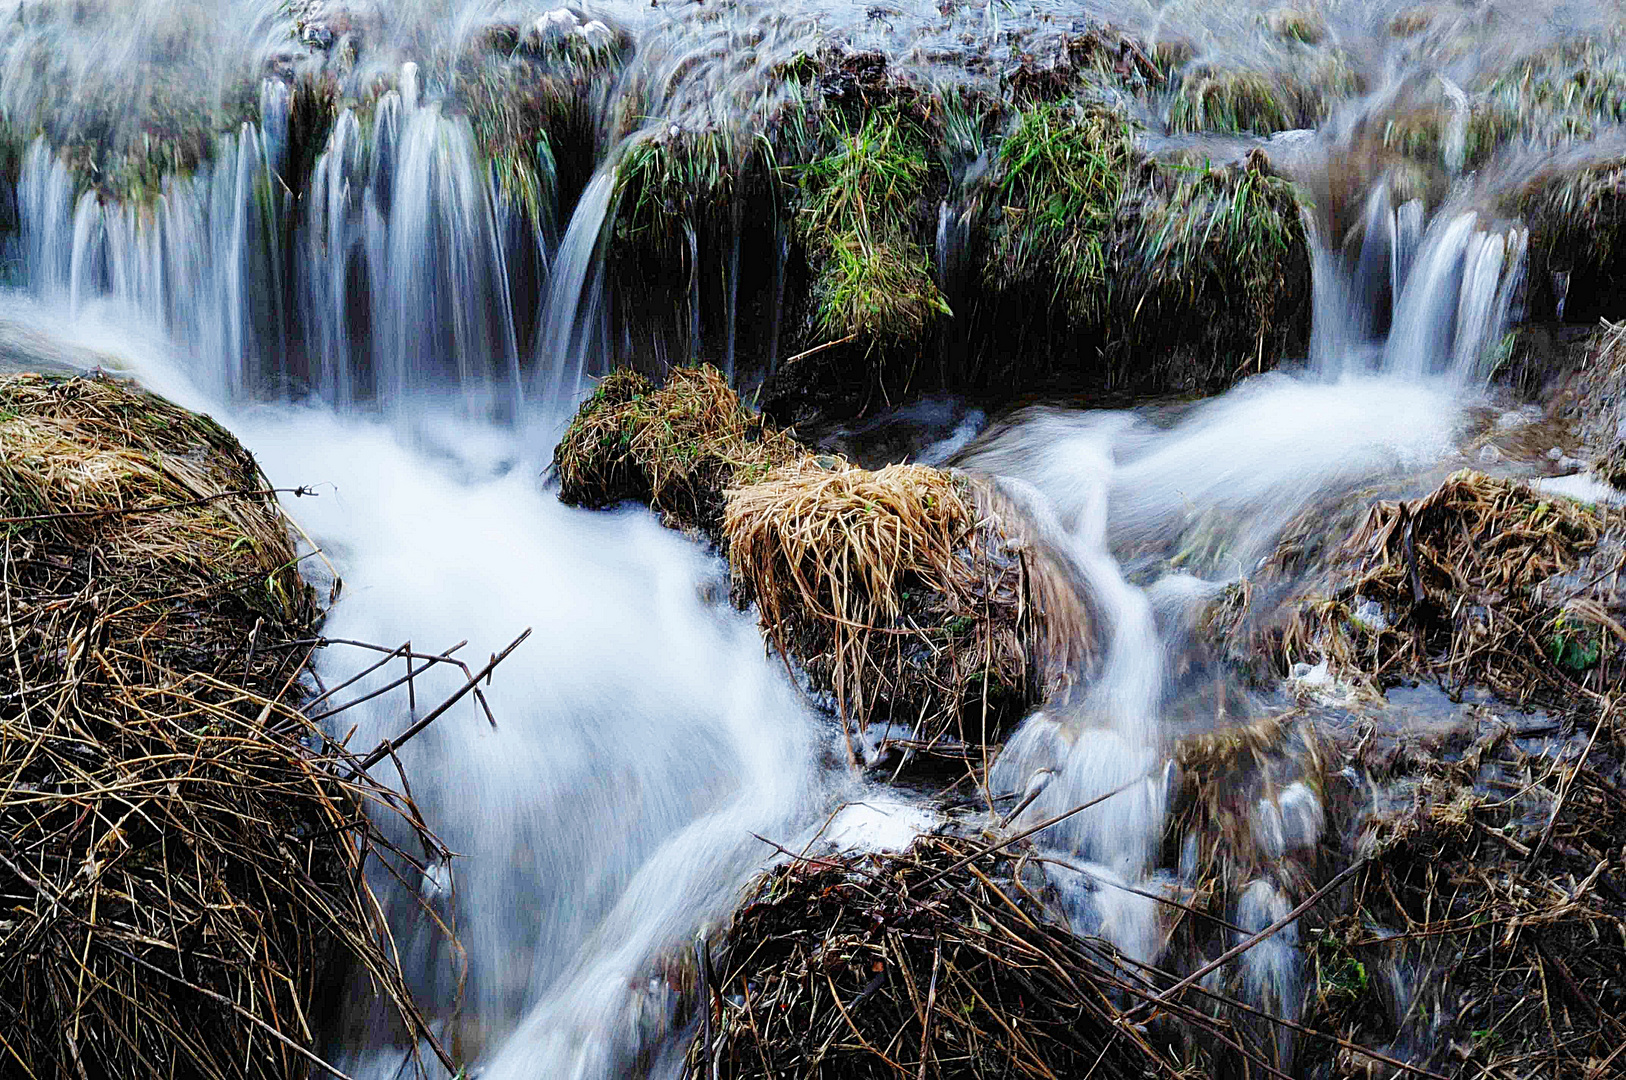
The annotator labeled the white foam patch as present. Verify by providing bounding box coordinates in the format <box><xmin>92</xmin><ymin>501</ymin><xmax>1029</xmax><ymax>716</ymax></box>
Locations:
<box><xmin>1534</xmin><ymin>473</ymin><xmax>1626</xmax><ymax>507</ymax></box>
<box><xmin>821</xmin><ymin>798</ymin><xmax>938</xmax><ymax>854</ymax></box>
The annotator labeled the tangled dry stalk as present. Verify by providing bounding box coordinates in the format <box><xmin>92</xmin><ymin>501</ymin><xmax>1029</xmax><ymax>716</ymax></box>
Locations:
<box><xmin>0</xmin><ymin>374</ymin><xmax>445</xmax><ymax>1080</ymax></box>
<box><xmin>1282</xmin><ymin>470</ymin><xmax>1624</xmax><ymax>706</ymax></box>
<box><xmin>1305</xmin><ymin>712</ymin><xmax>1626</xmax><ymax>1079</ymax></box>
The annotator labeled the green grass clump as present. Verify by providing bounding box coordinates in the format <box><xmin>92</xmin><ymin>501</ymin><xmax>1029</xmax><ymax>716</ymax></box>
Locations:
<box><xmin>1126</xmin><ymin>160</ymin><xmax>1305</xmax><ymax>349</ymax></box>
<box><xmin>1267</xmin><ymin>7</ymin><xmax>1327</xmax><ymax>46</ymax></box>
<box><xmin>793</xmin><ymin>109</ymin><xmax>949</xmax><ymax>345</ymax></box>
<box><xmin>988</xmin><ymin>101</ymin><xmax>1134</xmax><ymax>318</ymax></box>
<box><xmin>1168</xmin><ymin>70</ymin><xmax>1294</xmax><ymax>135</ymax></box>
<box><xmin>1167</xmin><ymin>55</ymin><xmax>1358</xmax><ymax>136</ymax></box>
<box><xmin>1513</xmin><ymin>157</ymin><xmax>1626</xmax><ymax>272</ymax></box>
<box><xmin>462</xmin><ymin>62</ymin><xmax>590</xmax><ymax>227</ymax></box>
<box><xmin>553</xmin><ymin>365</ymin><xmax>802</xmax><ymax>535</ymax></box>
<box><xmin>1379</xmin><ymin>103</ymin><xmax>1513</xmax><ymax>173</ymax></box>
<box><xmin>1485</xmin><ymin>38</ymin><xmax>1626</xmax><ymax>144</ymax></box>
<box><xmin>615</xmin><ymin>128</ymin><xmax>747</xmax><ymax>240</ymax></box>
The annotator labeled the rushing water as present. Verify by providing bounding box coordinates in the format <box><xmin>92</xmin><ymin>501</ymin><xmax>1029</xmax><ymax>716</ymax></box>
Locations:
<box><xmin>2</xmin><ymin>0</ymin><xmax>1616</xmax><ymax>1076</ymax></box>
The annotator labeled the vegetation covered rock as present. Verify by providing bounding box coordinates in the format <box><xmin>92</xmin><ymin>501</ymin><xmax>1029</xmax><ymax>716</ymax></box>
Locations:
<box><xmin>0</xmin><ymin>374</ymin><xmax>433</xmax><ymax>1080</ymax></box>
<box><xmin>725</xmin><ymin>461</ymin><xmax>1090</xmax><ymax>759</ymax></box>
<box><xmin>1276</xmin><ymin>471</ymin><xmax>1624</xmax><ymax>707</ymax></box>
<box><xmin>552</xmin><ymin>365</ymin><xmax>803</xmax><ymax>536</ymax></box>
<box><xmin>684</xmin><ymin>834</ymin><xmax>1165</xmax><ymax>1080</ymax></box>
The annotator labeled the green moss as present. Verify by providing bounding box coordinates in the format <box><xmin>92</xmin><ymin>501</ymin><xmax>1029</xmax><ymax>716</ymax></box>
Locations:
<box><xmin>793</xmin><ymin>109</ymin><xmax>949</xmax><ymax>345</ymax></box>
<box><xmin>988</xmin><ymin>102</ymin><xmax>1134</xmax><ymax>318</ymax></box>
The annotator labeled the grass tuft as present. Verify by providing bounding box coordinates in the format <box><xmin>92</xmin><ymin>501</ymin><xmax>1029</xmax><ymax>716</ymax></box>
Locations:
<box><xmin>793</xmin><ymin>109</ymin><xmax>950</xmax><ymax>346</ymax></box>
<box><xmin>988</xmin><ymin>101</ymin><xmax>1132</xmax><ymax>319</ymax></box>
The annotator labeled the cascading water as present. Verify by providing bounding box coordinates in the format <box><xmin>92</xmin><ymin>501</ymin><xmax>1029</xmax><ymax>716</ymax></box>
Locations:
<box><xmin>302</xmin><ymin>71</ymin><xmax>530</xmax><ymax>413</ymax></box>
<box><xmin>3</xmin><ymin>0</ymin><xmax>1619</xmax><ymax>1076</ymax></box>
<box><xmin>14</xmin><ymin>115</ymin><xmax>289</xmax><ymax>397</ymax></box>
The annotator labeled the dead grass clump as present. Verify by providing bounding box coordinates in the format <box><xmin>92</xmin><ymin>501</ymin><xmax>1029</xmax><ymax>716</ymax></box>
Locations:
<box><xmin>1567</xmin><ymin>318</ymin><xmax>1626</xmax><ymax>486</ymax></box>
<box><xmin>724</xmin><ymin>462</ymin><xmax>1090</xmax><ymax>759</ymax></box>
<box><xmin>1303</xmin><ymin>719</ymin><xmax>1626</xmax><ymax>1078</ymax></box>
<box><xmin>684</xmin><ymin>834</ymin><xmax>1169</xmax><ymax>1080</ymax></box>
<box><xmin>552</xmin><ymin>365</ymin><xmax>802</xmax><ymax>536</ymax></box>
<box><xmin>1283</xmin><ymin>470</ymin><xmax>1622</xmax><ymax>705</ymax></box>
<box><xmin>0</xmin><ymin>373</ymin><xmax>439</xmax><ymax>1080</ymax></box>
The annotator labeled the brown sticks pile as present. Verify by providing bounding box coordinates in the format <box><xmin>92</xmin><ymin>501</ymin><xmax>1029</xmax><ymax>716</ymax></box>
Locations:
<box><xmin>684</xmin><ymin>834</ymin><xmax>1166</xmax><ymax>1080</ymax></box>
<box><xmin>0</xmin><ymin>374</ymin><xmax>440</xmax><ymax>1080</ymax></box>
<box><xmin>1284</xmin><ymin>470</ymin><xmax>1624</xmax><ymax>704</ymax></box>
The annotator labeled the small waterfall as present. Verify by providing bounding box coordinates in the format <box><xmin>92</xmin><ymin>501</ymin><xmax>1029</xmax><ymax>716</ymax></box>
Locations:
<box><xmin>17</xmin><ymin>117</ymin><xmax>287</xmax><ymax>397</ymax></box>
<box><xmin>534</xmin><ymin>156</ymin><xmax>620</xmax><ymax>411</ymax></box>
<box><xmin>301</xmin><ymin>77</ymin><xmax>530</xmax><ymax>414</ymax></box>
<box><xmin>1311</xmin><ymin>168</ymin><xmax>1529</xmax><ymax>383</ymax></box>
<box><xmin>1383</xmin><ymin>210</ymin><xmax>1528</xmax><ymax>381</ymax></box>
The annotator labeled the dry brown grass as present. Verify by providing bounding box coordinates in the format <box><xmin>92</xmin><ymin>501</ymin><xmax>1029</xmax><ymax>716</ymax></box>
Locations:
<box><xmin>1569</xmin><ymin>319</ymin><xmax>1626</xmax><ymax>487</ymax></box>
<box><xmin>1280</xmin><ymin>470</ymin><xmax>1624</xmax><ymax>706</ymax></box>
<box><xmin>684</xmin><ymin>834</ymin><xmax>1177</xmax><ymax>1080</ymax></box>
<box><xmin>0</xmin><ymin>374</ymin><xmax>443</xmax><ymax>1080</ymax></box>
<box><xmin>1301</xmin><ymin>712</ymin><xmax>1626</xmax><ymax>1079</ymax></box>
<box><xmin>724</xmin><ymin>461</ymin><xmax>1091</xmax><ymax>763</ymax></box>
<box><xmin>552</xmin><ymin>365</ymin><xmax>802</xmax><ymax>536</ymax></box>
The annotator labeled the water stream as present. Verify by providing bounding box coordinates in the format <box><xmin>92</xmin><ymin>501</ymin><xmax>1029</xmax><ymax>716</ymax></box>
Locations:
<box><xmin>1</xmin><ymin>0</ymin><xmax>1616</xmax><ymax>1076</ymax></box>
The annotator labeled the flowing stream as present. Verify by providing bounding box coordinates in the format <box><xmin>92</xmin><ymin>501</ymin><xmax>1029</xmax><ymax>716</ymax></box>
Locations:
<box><xmin>0</xmin><ymin>0</ymin><xmax>1616</xmax><ymax>1076</ymax></box>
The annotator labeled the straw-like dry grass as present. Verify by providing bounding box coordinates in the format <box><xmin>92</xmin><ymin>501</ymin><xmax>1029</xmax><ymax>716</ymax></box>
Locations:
<box><xmin>725</xmin><ymin>462</ymin><xmax>1091</xmax><ymax>763</ymax></box>
<box><xmin>1280</xmin><ymin>470</ymin><xmax>1624</xmax><ymax>706</ymax></box>
<box><xmin>553</xmin><ymin>365</ymin><xmax>802</xmax><ymax>536</ymax></box>
<box><xmin>0</xmin><ymin>373</ymin><xmax>443</xmax><ymax>1080</ymax></box>
<box><xmin>684</xmin><ymin>834</ymin><xmax>1173</xmax><ymax>1080</ymax></box>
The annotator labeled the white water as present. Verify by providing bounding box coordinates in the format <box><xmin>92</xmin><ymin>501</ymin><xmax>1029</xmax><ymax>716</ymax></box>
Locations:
<box><xmin>0</xmin><ymin>291</ymin><xmax>834</xmax><ymax>1078</ymax></box>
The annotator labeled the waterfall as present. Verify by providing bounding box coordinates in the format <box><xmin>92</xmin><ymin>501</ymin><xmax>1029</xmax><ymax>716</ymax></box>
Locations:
<box><xmin>533</xmin><ymin>156</ymin><xmax>620</xmax><ymax>411</ymax></box>
<box><xmin>15</xmin><ymin>116</ymin><xmax>287</xmax><ymax>397</ymax></box>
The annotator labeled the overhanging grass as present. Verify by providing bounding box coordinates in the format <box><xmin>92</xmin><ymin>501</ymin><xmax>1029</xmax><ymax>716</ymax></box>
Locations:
<box><xmin>615</xmin><ymin>128</ymin><xmax>748</xmax><ymax>240</ymax></box>
<box><xmin>792</xmin><ymin>108</ymin><xmax>949</xmax><ymax>345</ymax></box>
<box><xmin>988</xmin><ymin>101</ymin><xmax>1133</xmax><ymax>318</ymax></box>
<box><xmin>1166</xmin><ymin>57</ymin><xmax>1357</xmax><ymax>136</ymax></box>
<box><xmin>1127</xmin><ymin>160</ymin><xmax>1304</xmax><ymax>342</ymax></box>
